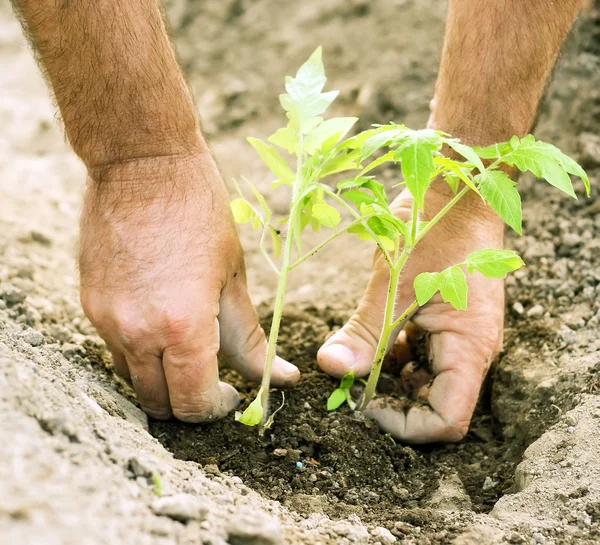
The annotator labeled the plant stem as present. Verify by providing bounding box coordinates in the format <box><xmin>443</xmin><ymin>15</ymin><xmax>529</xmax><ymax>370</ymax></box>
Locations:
<box><xmin>357</xmin><ymin>256</ymin><xmax>404</xmax><ymax>410</ymax></box>
<box><xmin>289</xmin><ymin>215</ymin><xmax>373</xmax><ymax>271</ymax></box>
<box><xmin>414</xmin><ymin>186</ymin><xmax>469</xmax><ymax>245</ymax></box>
<box><xmin>409</xmin><ymin>199</ymin><xmax>419</xmax><ymax>251</ymax></box>
<box><xmin>258</xmin><ymin>227</ymin><xmax>293</xmax><ymax>430</ymax></box>
<box><xmin>258</xmin><ymin>136</ymin><xmax>305</xmax><ymax>431</ymax></box>
<box><xmin>390</xmin><ymin>300</ymin><xmax>418</xmax><ymax>330</ymax></box>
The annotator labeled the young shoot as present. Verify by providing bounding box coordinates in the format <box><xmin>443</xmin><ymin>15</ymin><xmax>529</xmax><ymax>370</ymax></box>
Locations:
<box><xmin>330</xmin><ymin>128</ymin><xmax>590</xmax><ymax>410</ymax></box>
<box><xmin>231</xmin><ymin>47</ymin><xmax>397</xmax><ymax>432</ymax></box>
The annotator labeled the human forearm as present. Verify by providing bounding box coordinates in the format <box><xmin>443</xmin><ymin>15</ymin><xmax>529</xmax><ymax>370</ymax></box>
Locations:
<box><xmin>431</xmin><ymin>0</ymin><xmax>583</xmax><ymax>145</ymax></box>
<box><xmin>11</xmin><ymin>0</ymin><xmax>201</xmax><ymax>169</ymax></box>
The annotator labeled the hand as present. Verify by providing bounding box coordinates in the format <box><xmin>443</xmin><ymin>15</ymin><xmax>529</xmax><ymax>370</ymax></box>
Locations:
<box><xmin>79</xmin><ymin>151</ymin><xmax>299</xmax><ymax>422</ymax></box>
<box><xmin>318</xmin><ymin>185</ymin><xmax>505</xmax><ymax>443</ymax></box>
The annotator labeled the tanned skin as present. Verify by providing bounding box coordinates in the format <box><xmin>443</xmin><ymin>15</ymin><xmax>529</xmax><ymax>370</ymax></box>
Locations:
<box><xmin>11</xmin><ymin>0</ymin><xmax>583</xmax><ymax>440</ymax></box>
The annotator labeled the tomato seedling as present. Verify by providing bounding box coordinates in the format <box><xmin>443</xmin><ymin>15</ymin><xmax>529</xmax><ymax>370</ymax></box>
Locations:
<box><xmin>329</xmin><ymin>130</ymin><xmax>589</xmax><ymax>410</ymax></box>
<box><xmin>231</xmin><ymin>48</ymin><xmax>392</xmax><ymax>431</ymax></box>
<box><xmin>232</xmin><ymin>47</ymin><xmax>590</xmax><ymax>430</ymax></box>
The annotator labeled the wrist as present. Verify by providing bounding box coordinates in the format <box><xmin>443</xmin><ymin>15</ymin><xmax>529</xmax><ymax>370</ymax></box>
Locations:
<box><xmin>85</xmin><ymin>144</ymin><xmax>225</xmax><ymax>203</ymax></box>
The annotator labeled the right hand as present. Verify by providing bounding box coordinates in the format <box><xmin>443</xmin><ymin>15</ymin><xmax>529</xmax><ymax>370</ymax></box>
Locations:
<box><xmin>79</xmin><ymin>150</ymin><xmax>299</xmax><ymax>422</ymax></box>
<box><xmin>318</xmin><ymin>185</ymin><xmax>506</xmax><ymax>443</ymax></box>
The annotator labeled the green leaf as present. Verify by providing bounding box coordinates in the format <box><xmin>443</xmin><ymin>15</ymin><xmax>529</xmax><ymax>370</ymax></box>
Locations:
<box><xmin>347</xmin><ymin>224</ymin><xmax>395</xmax><ymax>251</ymax></box>
<box><xmin>359</xmin><ymin>129</ymin><xmax>404</xmax><ymax>161</ymax></box>
<box><xmin>279</xmin><ymin>47</ymin><xmax>339</xmax><ymax>134</ymax></box>
<box><xmin>230</xmin><ymin>199</ymin><xmax>256</xmax><ymax>224</ymax></box>
<box><xmin>311</xmin><ymin>202</ymin><xmax>341</xmax><ymax>228</ymax></box>
<box><xmin>492</xmin><ymin>136</ymin><xmax>579</xmax><ymax>198</ymax></box>
<box><xmin>320</xmin><ymin>148</ymin><xmax>362</xmax><ymax>177</ymax></box>
<box><xmin>305</xmin><ymin>117</ymin><xmax>358</xmax><ymax>155</ymax></box>
<box><xmin>327</xmin><ymin>388</ymin><xmax>347</xmax><ymax>411</ymax></box>
<box><xmin>269</xmin><ymin>226</ymin><xmax>282</xmax><ymax>258</ymax></box>
<box><xmin>340</xmin><ymin>125</ymin><xmax>402</xmax><ymax>151</ymax></box>
<box><xmin>465</xmin><ymin>248</ymin><xmax>524</xmax><ymax>279</ymax></box>
<box><xmin>268</xmin><ymin>126</ymin><xmax>298</xmax><ymax>154</ymax></box>
<box><xmin>344</xmin><ymin>189</ymin><xmax>376</xmax><ymax>208</ymax></box>
<box><xmin>439</xmin><ymin>266</ymin><xmax>468</xmax><ymax>311</ymax></box>
<box><xmin>340</xmin><ymin>371</ymin><xmax>355</xmax><ymax>390</ymax></box>
<box><xmin>413</xmin><ymin>272</ymin><xmax>441</xmax><ymax>306</ymax></box>
<box><xmin>559</xmin><ymin>153</ymin><xmax>590</xmax><ymax>196</ymax></box>
<box><xmin>235</xmin><ymin>390</ymin><xmax>264</xmax><ymax>426</ymax></box>
<box><xmin>476</xmin><ymin>170</ymin><xmax>522</xmax><ymax>234</ymax></box>
<box><xmin>445</xmin><ymin>139</ymin><xmax>486</xmax><ymax>173</ymax></box>
<box><xmin>359</xmin><ymin>150</ymin><xmax>396</xmax><ymax>176</ymax></box>
<box><xmin>393</xmin><ymin>129</ymin><xmax>443</xmax><ymax>210</ymax></box>
<box><xmin>241</xmin><ymin>176</ymin><xmax>272</xmax><ymax>224</ymax></box>
<box><xmin>444</xmin><ymin>173</ymin><xmax>460</xmax><ymax>194</ymax></box>
<box><xmin>247</xmin><ymin>137</ymin><xmax>295</xmax><ymax>184</ymax></box>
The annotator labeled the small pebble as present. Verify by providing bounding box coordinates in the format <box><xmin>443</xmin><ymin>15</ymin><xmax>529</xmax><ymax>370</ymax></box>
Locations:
<box><xmin>527</xmin><ymin>304</ymin><xmax>544</xmax><ymax>318</ymax></box>
<box><xmin>296</xmin><ymin>462</ymin><xmax>303</xmax><ymax>469</ymax></box>
<box><xmin>512</xmin><ymin>302</ymin><xmax>525</xmax><ymax>315</ymax></box>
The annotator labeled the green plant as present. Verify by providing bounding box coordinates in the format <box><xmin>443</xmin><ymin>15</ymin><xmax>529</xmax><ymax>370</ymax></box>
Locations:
<box><xmin>232</xmin><ymin>47</ymin><xmax>590</xmax><ymax>430</ymax></box>
<box><xmin>326</xmin><ymin>371</ymin><xmax>366</xmax><ymax>411</ymax></box>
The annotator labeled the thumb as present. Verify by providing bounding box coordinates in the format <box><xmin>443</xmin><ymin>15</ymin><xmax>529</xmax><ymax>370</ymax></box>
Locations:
<box><xmin>219</xmin><ymin>272</ymin><xmax>300</xmax><ymax>388</ymax></box>
<box><xmin>318</xmin><ymin>255</ymin><xmax>414</xmax><ymax>378</ymax></box>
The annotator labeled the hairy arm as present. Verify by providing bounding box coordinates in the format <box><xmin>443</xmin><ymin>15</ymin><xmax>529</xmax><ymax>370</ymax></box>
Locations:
<box><xmin>431</xmin><ymin>0</ymin><xmax>583</xmax><ymax>145</ymax></box>
<box><xmin>10</xmin><ymin>0</ymin><xmax>300</xmax><ymax>422</ymax></box>
<box><xmin>11</xmin><ymin>0</ymin><xmax>201</xmax><ymax>170</ymax></box>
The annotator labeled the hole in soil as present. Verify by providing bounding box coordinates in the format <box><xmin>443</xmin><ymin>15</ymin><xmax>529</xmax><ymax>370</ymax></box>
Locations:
<box><xmin>150</xmin><ymin>307</ymin><xmax>561</xmax><ymax>530</ymax></box>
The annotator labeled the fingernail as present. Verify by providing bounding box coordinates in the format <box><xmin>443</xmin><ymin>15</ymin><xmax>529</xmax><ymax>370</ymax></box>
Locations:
<box><xmin>323</xmin><ymin>344</ymin><xmax>357</xmax><ymax>370</ymax></box>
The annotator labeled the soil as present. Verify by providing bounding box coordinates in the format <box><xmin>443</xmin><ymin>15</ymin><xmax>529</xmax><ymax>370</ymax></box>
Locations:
<box><xmin>2</xmin><ymin>0</ymin><xmax>600</xmax><ymax>544</ymax></box>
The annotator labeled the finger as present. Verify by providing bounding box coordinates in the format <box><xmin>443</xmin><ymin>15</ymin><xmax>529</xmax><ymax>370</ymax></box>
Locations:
<box><xmin>162</xmin><ymin>311</ymin><xmax>239</xmax><ymax>423</ymax></box>
<box><xmin>219</xmin><ymin>273</ymin><xmax>300</xmax><ymax>388</ymax></box>
<box><xmin>317</xmin><ymin>260</ymin><xmax>390</xmax><ymax>378</ymax></box>
<box><xmin>365</xmin><ymin>330</ymin><xmax>491</xmax><ymax>443</ymax></box>
<box><xmin>106</xmin><ymin>342</ymin><xmax>130</xmax><ymax>382</ymax></box>
<box><xmin>123</xmin><ymin>349</ymin><xmax>172</xmax><ymax>420</ymax></box>
<box><xmin>318</xmin><ymin>262</ymin><xmax>418</xmax><ymax>379</ymax></box>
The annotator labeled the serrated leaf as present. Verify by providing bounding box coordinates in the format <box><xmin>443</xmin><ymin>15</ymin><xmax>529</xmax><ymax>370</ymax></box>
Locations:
<box><xmin>340</xmin><ymin>371</ymin><xmax>355</xmax><ymax>390</ymax></box>
<box><xmin>347</xmin><ymin>224</ymin><xmax>395</xmax><ymax>251</ymax></box>
<box><xmin>269</xmin><ymin>226</ymin><xmax>282</xmax><ymax>258</ymax></box>
<box><xmin>445</xmin><ymin>139</ymin><xmax>486</xmax><ymax>173</ymax></box>
<box><xmin>327</xmin><ymin>388</ymin><xmax>347</xmax><ymax>411</ymax></box>
<box><xmin>268</xmin><ymin>126</ymin><xmax>298</xmax><ymax>154</ymax></box>
<box><xmin>476</xmin><ymin>170</ymin><xmax>522</xmax><ymax>234</ymax></box>
<box><xmin>235</xmin><ymin>390</ymin><xmax>264</xmax><ymax>426</ymax></box>
<box><xmin>439</xmin><ymin>266</ymin><xmax>468</xmax><ymax>311</ymax></box>
<box><xmin>311</xmin><ymin>202</ymin><xmax>341</xmax><ymax>228</ymax></box>
<box><xmin>359</xmin><ymin>150</ymin><xmax>396</xmax><ymax>176</ymax></box>
<box><xmin>413</xmin><ymin>272</ymin><xmax>441</xmax><ymax>306</ymax></box>
<box><xmin>320</xmin><ymin>148</ymin><xmax>362</xmax><ymax>177</ymax></box>
<box><xmin>247</xmin><ymin>137</ymin><xmax>295</xmax><ymax>183</ymax></box>
<box><xmin>494</xmin><ymin>136</ymin><xmax>577</xmax><ymax>198</ymax></box>
<box><xmin>278</xmin><ymin>47</ymin><xmax>341</xmax><ymax>134</ymax></box>
<box><xmin>465</xmin><ymin>249</ymin><xmax>524</xmax><ymax>279</ymax></box>
<box><xmin>558</xmin><ymin>153</ymin><xmax>590</xmax><ymax>196</ymax></box>
<box><xmin>305</xmin><ymin>117</ymin><xmax>358</xmax><ymax>155</ymax></box>
<box><xmin>359</xmin><ymin>130</ymin><xmax>403</xmax><ymax>162</ymax></box>
<box><xmin>340</xmin><ymin>125</ymin><xmax>402</xmax><ymax>151</ymax></box>
<box><xmin>344</xmin><ymin>189</ymin><xmax>376</xmax><ymax>208</ymax></box>
<box><xmin>393</xmin><ymin>130</ymin><xmax>443</xmax><ymax>210</ymax></box>
<box><xmin>230</xmin><ymin>199</ymin><xmax>256</xmax><ymax>224</ymax></box>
